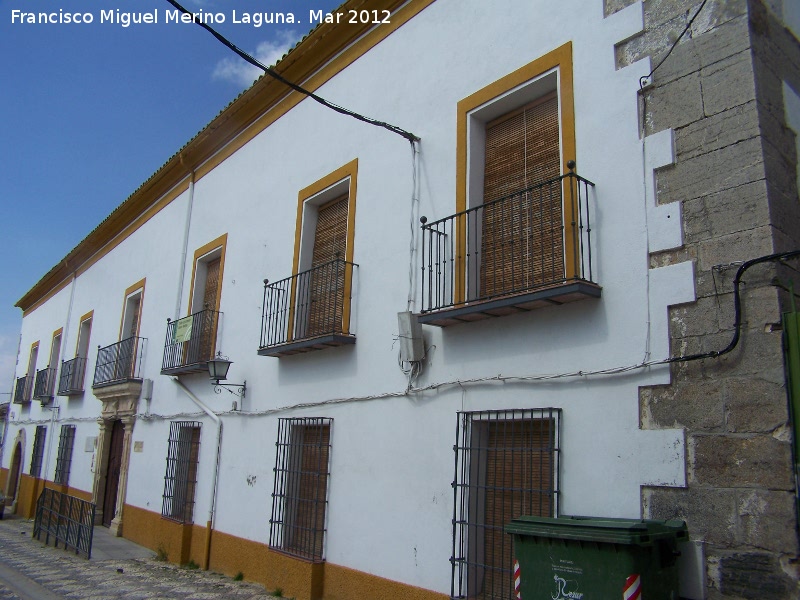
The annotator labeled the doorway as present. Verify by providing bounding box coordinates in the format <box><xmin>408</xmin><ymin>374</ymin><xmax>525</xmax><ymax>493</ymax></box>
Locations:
<box><xmin>6</xmin><ymin>441</ymin><xmax>22</xmax><ymax>508</ymax></box>
<box><xmin>102</xmin><ymin>420</ymin><xmax>124</xmax><ymax>527</ymax></box>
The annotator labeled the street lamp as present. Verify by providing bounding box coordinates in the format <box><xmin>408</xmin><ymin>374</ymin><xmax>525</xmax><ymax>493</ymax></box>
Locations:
<box><xmin>207</xmin><ymin>353</ymin><xmax>246</xmax><ymax>399</ymax></box>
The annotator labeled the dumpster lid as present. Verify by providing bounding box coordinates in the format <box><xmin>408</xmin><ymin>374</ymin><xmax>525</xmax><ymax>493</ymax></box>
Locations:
<box><xmin>505</xmin><ymin>515</ymin><xmax>688</xmax><ymax>546</ymax></box>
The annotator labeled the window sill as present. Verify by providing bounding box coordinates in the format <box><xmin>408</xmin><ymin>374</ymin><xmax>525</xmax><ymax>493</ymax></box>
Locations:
<box><xmin>267</xmin><ymin>545</ymin><xmax>326</xmax><ymax>564</ymax></box>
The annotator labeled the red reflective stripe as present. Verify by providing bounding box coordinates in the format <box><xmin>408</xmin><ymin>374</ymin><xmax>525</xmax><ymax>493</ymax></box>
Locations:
<box><xmin>623</xmin><ymin>574</ymin><xmax>641</xmax><ymax>600</ymax></box>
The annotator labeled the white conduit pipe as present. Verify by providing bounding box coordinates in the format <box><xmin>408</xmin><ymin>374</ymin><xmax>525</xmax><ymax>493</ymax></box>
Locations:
<box><xmin>174</xmin><ymin>169</ymin><xmax>196</xmax><ymax>320</ymax></box>
<box><xmin>171</xmin><ymin>377</ymin><xmax>222</xmax><ymax>570</ymax></box>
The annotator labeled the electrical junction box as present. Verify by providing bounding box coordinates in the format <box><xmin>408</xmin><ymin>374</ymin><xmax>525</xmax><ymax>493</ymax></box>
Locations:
<box><xmin>140</xmin><ymin>378</ymin><xmax>153</xmax><ymax>401</ymax></box>
<box><xmin>398</xmin><ymin>311</ymin><xmax>425</xmax><ymax>362</ymax></box>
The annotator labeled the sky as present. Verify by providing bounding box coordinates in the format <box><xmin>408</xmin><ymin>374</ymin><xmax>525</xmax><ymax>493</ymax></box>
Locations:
<box><xmin>0</xmin><ymin>0</ymin><xmax>342</xmax><ymax>398</ymax></box>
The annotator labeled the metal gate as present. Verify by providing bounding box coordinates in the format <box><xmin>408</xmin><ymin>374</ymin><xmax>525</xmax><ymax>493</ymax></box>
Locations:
<box><xmin>33</xmin><ymin>488</ymin><xmax>96</xmax><ymax>559</ymax></box>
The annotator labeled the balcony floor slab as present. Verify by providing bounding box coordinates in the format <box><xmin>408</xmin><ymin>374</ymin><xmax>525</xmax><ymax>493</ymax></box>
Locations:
<box><xmin>417</xmin><ymin>280</ymin><xmax>601</xmax><ymax>327</ymax></box>
<box><xmin>258</xmin><ymin>334</ymin><xmax>356</xmax><ymax>358</ymax></box>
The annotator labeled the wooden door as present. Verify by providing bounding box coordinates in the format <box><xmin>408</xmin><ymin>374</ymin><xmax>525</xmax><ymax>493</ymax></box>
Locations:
<box><xmin>7</xmin><ymin>442</ymin><xmax>21</xmax><ymax>503</ymax></box>
<box><xmin>102</xmin><ymin>420</ymin><xmax>124</xmax><ymax>527</ymax></box>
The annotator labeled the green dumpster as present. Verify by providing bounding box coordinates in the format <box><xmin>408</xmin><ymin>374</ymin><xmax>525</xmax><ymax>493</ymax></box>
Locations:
<box><xmin>505</xmin><ymin>516</ymin><xmax>688</xmax><ymax>599</ymax></box>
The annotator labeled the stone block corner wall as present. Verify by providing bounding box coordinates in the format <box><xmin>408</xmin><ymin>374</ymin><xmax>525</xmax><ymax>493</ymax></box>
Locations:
<box><xmin>607</xmin><ymin>0</ymin><xmax>800</xmax><ymax>596</ymax></box>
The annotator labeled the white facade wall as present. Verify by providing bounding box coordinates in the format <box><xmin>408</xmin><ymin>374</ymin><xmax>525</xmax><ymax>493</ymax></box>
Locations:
<box><xmin>4</xmin><ymin>0</ymin><xmax>696</xmax><ymax>595</ymax></box>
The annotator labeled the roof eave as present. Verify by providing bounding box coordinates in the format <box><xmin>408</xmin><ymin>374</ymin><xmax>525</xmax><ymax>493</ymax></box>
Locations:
<box><xmin>16</xmin><ymin>0</ymin><xmax>411</xmax><ymax>314</ymax></box>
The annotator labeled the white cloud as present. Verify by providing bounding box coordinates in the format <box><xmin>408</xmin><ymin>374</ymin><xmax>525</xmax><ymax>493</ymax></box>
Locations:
<box><xmin>212</xmin><ymin>30</ymin><xmax>300</xmax><ymax>88</ymax></box>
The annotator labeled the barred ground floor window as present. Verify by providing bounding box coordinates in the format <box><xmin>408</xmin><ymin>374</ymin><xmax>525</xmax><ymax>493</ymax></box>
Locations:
<box><xmin>269</xmin><ymin>417</ymin><xmax>332</xmax><ymax>562</ymax></box>
<box><xmin>161</xmin><ymin>421</ymin><xmax>202</xmax><ymax>523</ymax></box>
<box><xmin>30</xmin><ymin>425</ymin><xmax>47</xmax><ymax>478</ymax></box>
<box><xmin>54</xmin><ymin>425</ymin><xmax>76</xmax><ymax>485</ymax></box>
<box><xmin>451</xmin><ymin>408</ymin><xmax>561</xmax><ymax>600</ymax></box>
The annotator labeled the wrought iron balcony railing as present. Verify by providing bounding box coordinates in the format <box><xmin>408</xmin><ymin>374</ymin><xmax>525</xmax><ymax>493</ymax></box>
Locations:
<box><xmin>33</xmin><ymin>367</ymin><xmax>57</xmax><ymax>402</ymax></box>
<box><xmin>419</xmin><ymin>170</ymin><xmax>600</xmax><ymax>326</ymax></box>
<box><xmin>58</xmin><ymin>357</ymin><xmax>88</xmax><ymax>396</ymax></box>
<box><xmin>13</xmin><ymin>375</ymin><xmax>33</xmax><ymax>404</ymax></box>
<box><xmin>161</xmin><ymin>309</ymin><xmax>222</xmax><ymax>375</ymax></box>
<box><xmin>92</xmin><ymin>337</ymin><xmax>146</xmax><ymax>388</ymax></box>
<box><xmin>259</xmin><ymin>258</ymin><xmax>357</xmax><ymax>357</ymax></box>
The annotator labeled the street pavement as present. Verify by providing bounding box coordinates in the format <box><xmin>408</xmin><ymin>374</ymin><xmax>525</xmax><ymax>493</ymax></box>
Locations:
<box><xmin>0</xmin><ymin>514</ymin><xmax>279</xmax><ymax>599</ymax></box>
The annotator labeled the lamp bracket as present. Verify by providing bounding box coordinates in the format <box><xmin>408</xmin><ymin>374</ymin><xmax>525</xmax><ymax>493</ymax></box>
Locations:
<box><xmin>213</xmin><ymin>380</ymin><xmax>246</xmax><ymax>399</ymax></box>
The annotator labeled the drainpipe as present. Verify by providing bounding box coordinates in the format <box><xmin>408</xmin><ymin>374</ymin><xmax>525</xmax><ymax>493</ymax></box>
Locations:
<box><xmin>171</xmin><ymin>378</ymin><xmax>222</xmax><ymax>570</ymax></box>
<box><xmin>62</xmin><ymin>272</ymin><xmax>77</xmax><ymax>366</ymax></box>
<box><xmin>175</xmin><ymin>162</ymin><xmax>196</xmax><ymax>320</ymax></box>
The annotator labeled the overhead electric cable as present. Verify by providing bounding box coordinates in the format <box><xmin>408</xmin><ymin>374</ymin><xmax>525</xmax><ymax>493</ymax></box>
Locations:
<box><xmin>663</xmin><ymin>249</ymin><xmax>800</xmax><ymax>363</ymax></box>
<box><xmin>639</xmin><ymin>0</ymin><xmax>709</xmax><ymax>89</ymax></box>
<box><xmin>163</xmin><ymin>0</ymin><xmax>420</xmax><ymax>143</ymax></box>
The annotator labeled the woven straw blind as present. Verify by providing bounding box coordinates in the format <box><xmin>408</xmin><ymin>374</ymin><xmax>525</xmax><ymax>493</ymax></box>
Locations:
<box><xmin>290</xmin><ymin>424</ymin><xmax>330</xmax><ymax>558</ymax></box>
<box><xmin>307</xmin><ymin>196</ymin><xmax>348</xmax><ymax>336</ymax></box>
<box><xmin>181</xmin><ymin>426</ymin><xmax>201</xmax><ymax>523</ymax></box>
<box><xmin>482</xmin><ymin>419</ymin><xmax>553</xmax><ymax>599</ymax></box>
<box><xmin>199</xmin><ymin>258</ymin><xmax>220</xmax><ymax>360</ymax></box>
<box><xmin>312</xmin><ymin>196</ymin><xmax>348</xmax><ymax>267</ymax></box>
<box><xmin>128</xmin><ymin>297</ymin><xmax>141</xmax><ymax>338</ymax></box>
<box><xmin>202</xmin><ymin>258</ymin><xmax>220</xmax><ymax>309</ymax></box>
<box><xmin>481</xmin><ymin>93</ymin><xmax>563</xmax><ymax>297</ymax></box>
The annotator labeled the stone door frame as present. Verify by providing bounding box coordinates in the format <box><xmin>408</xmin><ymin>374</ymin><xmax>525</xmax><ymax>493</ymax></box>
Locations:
<box><xmin>4</xmin><ymin>430</ymin><xmax>25</xmax><ymax>513</ymax></box>
<box><xmin>92</xmin><ymin>381</ymin><xmax>141</xmax><ymax>536</ymax></box>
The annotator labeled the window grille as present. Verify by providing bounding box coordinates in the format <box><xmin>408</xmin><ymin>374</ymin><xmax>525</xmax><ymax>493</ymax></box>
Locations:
<box><xmin>54</xmin><ymin>425</ymin><xmax>76</xmax><ymax>485</ymax></box>
<box><xmin>161</xmin><ymin>421</ymin><xmax>202</xmax><ymax>523</ymax></box>
<box><xmin>30</xmin><ymin>425</ymin><xmax>47</xmax><ymax>478</ymax></box>
<box><xmin>269</xmin><ymin>417</ymin><xmax>332</xmax><ymax>562</ymax></box>
<box><xmin>451</xmin><ymin>408</ymin><xmax>561</xmax><ymax>600</ymax></box>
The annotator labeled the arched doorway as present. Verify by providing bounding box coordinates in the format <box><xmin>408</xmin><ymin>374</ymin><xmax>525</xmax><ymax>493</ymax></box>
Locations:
<box><xmin>6</xmin><ymin>441</ymin><xmax>22</xmax><ymax>510</ymax></box>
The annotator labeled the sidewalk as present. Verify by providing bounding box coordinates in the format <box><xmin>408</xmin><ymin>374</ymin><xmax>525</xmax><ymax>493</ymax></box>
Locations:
<box><xmin>0</xmin><ymin>514</ymin><xmax>279</xmax><ymax>599</ymax></box>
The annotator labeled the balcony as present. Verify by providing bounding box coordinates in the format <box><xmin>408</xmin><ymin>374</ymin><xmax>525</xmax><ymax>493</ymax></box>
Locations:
<box><xmin>33</xmin><ymin>367</ymin><xmax>57</xmax><ymax>403</ymax></box>
<box><xmin>418</xmin><ymin>171</ymin><xmax>601</xmax><ymax>327</ymax></box>
<box><xmin>161</xmin><ymin>309</ymin><xmax>222</xmax><ymax>375</ymax></box>
<box><xmin>58</xmin><ymin>357</ymin><xmax>88</xmax><ymax>396</ymax></box>
<box><xmin>259</xmin><ymin>258</ymin><xmax>357</xmax><ymax>357</ymax></box>
<box><xmin>13</xmin><ymin>375</ymin><xmax>32</xmax><ymax>404</ymax></box>
<box><xmin>92</xmin><ymin>337</ymin><xmax>146</xmax><ymax>388</ymax></box>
